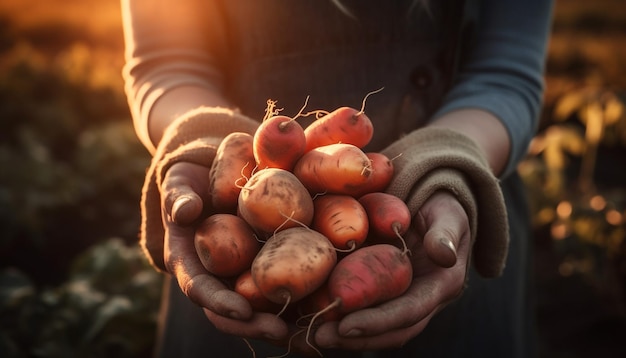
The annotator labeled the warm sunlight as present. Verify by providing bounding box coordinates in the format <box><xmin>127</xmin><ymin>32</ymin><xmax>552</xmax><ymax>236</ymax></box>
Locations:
<box><xmin>589</xmin><ymin>195</ymin><xmax>607</xmax><ymax>211</ymax></box>
<box><xmin>0</xmin><ymin>0</ymin><xmax>125</xmax><ymax>91</ymax></box>
<box><xmin>0</xmin><ymin>0</ymin><xmax>123</xmax><ymax>42</ymax></box>
<box><xmin>0</xmin><ymin>1</ymin><xmax>624</xmax><ymax>357</ymax></box>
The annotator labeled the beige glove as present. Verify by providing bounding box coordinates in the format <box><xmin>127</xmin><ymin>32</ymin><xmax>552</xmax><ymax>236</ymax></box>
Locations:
<box><xmin>381</xmin><ymin>127</ymin><xmax>509</xmax><ymax>278</ymax></box>
<box><xmin>140</xmin><ymin>107</ymin><xmax>259</xmax><ymax>272</ymax></box>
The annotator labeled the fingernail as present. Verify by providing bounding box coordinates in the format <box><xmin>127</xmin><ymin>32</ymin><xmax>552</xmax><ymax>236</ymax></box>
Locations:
<box><xmin>172</xmin><ymin>195</ymin><xmax>198</xmax><ymax>224</ymax></box>
<box><xmin>263</xmin><ymin>333</ymin><xmax>280</xmax><ymax>341</ymax></box>
<box><xmin>343</xmin><ymin>328</ymin><xmax>362</xmax><ymax>337</ymax></box>
<box><xmin>440</xmin><ymin>237</ymin><xmax>457</xmax><ymax>256</ymax></box>
<box><xmin>172</xmin><ymin>196</ymin><xmax>192</xmax><ymax>214</ymax></box>
<box><xmin>228</xmin><ymin>310</ymin><xmax>242</xmax><ymax>320</ymax></box>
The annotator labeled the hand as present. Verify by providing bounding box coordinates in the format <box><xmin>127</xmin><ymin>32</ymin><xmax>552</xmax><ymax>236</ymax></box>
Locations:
<box><xmin>311</xmin><ymin>190</ymin><xmax>470</xmax><ymax>351</ymax></box>
<box><xmin>160</xmin><ymin>161</ymin><xmax>290</xmax><ymax>342</ymax></box>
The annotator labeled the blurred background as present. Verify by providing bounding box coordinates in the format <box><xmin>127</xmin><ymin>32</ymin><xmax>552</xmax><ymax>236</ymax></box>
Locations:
<box><xmin>0</xmin><ymin>1</ymin><xmax>624</xmax><ymax>357</ymax></box>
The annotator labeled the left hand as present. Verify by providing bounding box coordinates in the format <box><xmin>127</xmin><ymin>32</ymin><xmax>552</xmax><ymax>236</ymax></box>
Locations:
<box><xmin>161</xmin><ymin>161</ymin><xmax>290</xmax><ymax>342</ymax></box>
<box><xmin>310</xmin><ymin>190</ymin><xmax>471</xmax><ymax>351</ymax></box>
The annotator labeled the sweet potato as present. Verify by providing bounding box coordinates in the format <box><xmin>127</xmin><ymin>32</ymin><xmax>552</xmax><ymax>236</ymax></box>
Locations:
<box><xmin>209</xmin><ymin>132</ymin><xmax>255</xmax><ymax>213</ymax></box>
<box><xmin>293</xmin><ymin>143</ymin><xmax>372</xmax><ymax>196</ymax></box>
<box><xmin>351</xmin><ymin>152</ymin><xmax>395</xmax><ymax>197</ymax></box>
<box><xmin>253</xmin><ymin>115</ymin><xmax>306</xmax><ymax>171</ymax></box>
<box><xmin>312</xmin><ymin>194</ymin><xmax>368</xmax><ymax>251</ymax></box>
<box><xmin>359</xmin><ymin>192</ymin><xmax>411</xmax><ymax>251</ymax></box>
<box><xmin>238</xmin><ymin>168</ymin><xmax>314</xmax><ymax>237</ymax></box>
<box><xmin>298</xmin><ymin>283</ymin><xmax>343</xmax><ymax>324</ymax></box>
<box><xmin>326</xmin><ymin>244</ymin><xmax>412</xmax><ymax>313</ymax></box>
<box><xmin>194</xmin><ymin>213</ymin><xmax>261</xmax><ymax>278</ymax></box>
<box><xmin>234</xmin><ymin>269</ymin><xmax>282</xmax><ymax>313</ymax></box>
<box><xmin>303</xmin><ymin>106</ymin><xmax>374</xmax><ymax>152</ymax></box>
<box><xmin>305</xmin><ymin>244</ymin><xmax>412</xmax><ymax>348</ymax></box>
<box><xmin>251</xmin><ymin>227</ymin><xmax>337</xmax><ymax>305</ymax></box>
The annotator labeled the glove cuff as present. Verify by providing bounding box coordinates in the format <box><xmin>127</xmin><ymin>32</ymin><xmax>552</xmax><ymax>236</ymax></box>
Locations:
<box><xmin>140</xmin><ymin>107</ymin><xmax>259</xmax><ymax>271</ymax></box>
<box><xmin>382</xmin><ymin>127</ymin><xmax>509</xmax><ymax>278</ymax></box>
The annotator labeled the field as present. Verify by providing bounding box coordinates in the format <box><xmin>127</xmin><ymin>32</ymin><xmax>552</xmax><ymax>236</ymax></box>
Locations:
<box><xmin>0</xmin><ymin>1</ymin><xmax>625</xmax><ymax>357</ymax></box>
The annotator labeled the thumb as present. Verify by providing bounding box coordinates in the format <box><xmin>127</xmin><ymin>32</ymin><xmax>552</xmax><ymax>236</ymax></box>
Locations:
<box><xmin>415</xmin><ymin>191</ymin><xmax>470</xmax><ymax>268</ymax></box>
<box><xmin>161</xmin><ymin>162</ymin><xmax>211</xmax><ymax>226</ymax></box>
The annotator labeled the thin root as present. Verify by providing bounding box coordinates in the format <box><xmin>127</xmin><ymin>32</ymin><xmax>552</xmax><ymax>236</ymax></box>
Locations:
<box><xmin>234</xmin><ymin>162</ymin><xmax>252</xmax><ymax>189</ymax></box>
<box><xmin>295</xmin><ymin>312</ymin><xmax>315</xmax><ymax>328</ymax></box>
<box><xmin>393</xmin><ymin>224</ymin><xmax>411</xmax><ymax>256</ymax></box>
<box><xmin>306</xmin><ymin>300</ymin><xmax>340</xmax><ymax>357</ymax></box>
<box><xmin>276</xmin><ymin>294</ymin><xmax>291</xmax><ymax>318</ymax></box>
<box><xmin>241</xmin><ymin>337</ymin><xmax>256</xmax><ymax>358</ymax></box>
<box><xmin>254</xmin><ymin>233</ymin><xmax>266</xmax><ymax>244</ymax></box>
<box><xmin>264</xmin><ymin>99</ymin><xmax>283</xmax><ymax>121</ymax></box>
<box><xmin>266</xmin><ymin>329</ymin><xmax>307</xmax><ymax>358</ymax></box>
<box><xmin>292</xmin><ymin>95</ymin><xmax>311</xmax><ymax>121</ymax></box>
<box><xmin>311</xmin><ymin>191</ymin><xmax>328</xmax><ymax>200</ymax></box>
<box><xmin>360</xmin><ymin>162</ymin><xmax>374</xmax><ymax>177</ymax></box>
<box><xmin>276</xmin><ymin>210</ymin><xmax>313</xmax><ymax>233</ymax></box>
<box><xmin>357</xmin><ymin>87</ymin><xmax>385</xmax><ymax>115</ymax></box>
<box><xmin>334</xmin><ymin>240</ymin><xmax>357</xmax><ymax>253</ymax></box>
<box><xmin>389</xmin><ymin>152</ymin><xmax>403</xmax><ymax>162</ymax></box>
<box><xmin>301</xmin><ymin>109</ymin><xmax>330</xmax><ymax>120</ymax></box>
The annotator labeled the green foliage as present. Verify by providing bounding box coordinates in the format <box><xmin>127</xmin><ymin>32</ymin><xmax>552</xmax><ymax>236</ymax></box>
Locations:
<box><xmin>0</xmin><ymin>238</ymin><xmax>163</xmax><ymax>358</ymax></box>
<box><xmin>0</xmin><ymin>12</ymin><xmax>158</xmax><ymax>356</ymax></box>
<box><xmin>0</xmin><ymin>41</ymin><xmax>150</xmax><ymax>283</ymax></box>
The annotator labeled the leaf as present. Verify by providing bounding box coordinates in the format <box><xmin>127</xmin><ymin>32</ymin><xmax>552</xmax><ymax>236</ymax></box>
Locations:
<box><xmin>83</xmin><ymin>295</ymin><xmax>133</xmax><ymax>343</ymax></box>
<box><xmin>553</xmin><ymin>90</ymin><xmax>587</xmax><ymax>121</ymax></box>
<box><xmin>0</xmin><ymin>268</ymin><xmax>35</xmax><ymax>313</ymax></box>
<box><xmin>604</xmin><ymin>94</ymin><xmax>624</xmax><ymax>126</ymax></box>
<box><xmin>544</xmin><ymin>144</ymin><xmax>565</xmax><ymax>170</ymax></box>
<box><xmin>558</xmin><ymin>126</ymin><xmax>586</xmax><ymax>155</ymax></box>
<box><xmin>584</xmin><ymin>102</ymin><xmax>605</xmax><ymax>144</ymax></box>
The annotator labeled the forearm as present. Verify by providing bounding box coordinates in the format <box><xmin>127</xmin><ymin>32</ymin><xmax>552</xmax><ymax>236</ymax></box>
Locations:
<box><xmin>429</xmin><ymin>0</ymin><xmax>553</xmax><ymax>178</ymax></box>
<box><xmin>427</xmin><ymin>109</ymin><xmax>510</xmax><ymax>177</ymax></box>
<box><xmin>147</xmin><ymin>85</ymin><xmax>232</xmax><ymax>150</ymax></box>
<box><xmin>121</xmin><ymin>0</ymin><xmax>231</xmax><ymax>154</ymax></box>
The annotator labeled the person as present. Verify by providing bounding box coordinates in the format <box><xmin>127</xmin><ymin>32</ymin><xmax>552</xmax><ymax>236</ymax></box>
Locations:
<box><xmin>121</xmin><ymin>0</ymin><xmax>554</xmax><ymax>357</ymax></box>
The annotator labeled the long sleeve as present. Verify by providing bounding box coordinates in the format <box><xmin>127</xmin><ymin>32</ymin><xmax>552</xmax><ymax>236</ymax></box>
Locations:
<box><xmin>433</xmin><ymin>0</ymin><xmax>554</xmax><ymax>178</ymax></box>
<box><xmin>121</xmin><ymin>0</ymin><xmax>261</xmax><ymax>270</ymax></box>
<box><xmin>121</xmin><ymin>0</ymin><xmax>228</xmax><ymax>153</ymax></box>
<box><xmin>381</xmin><ymin>0</ymin><xmax>554</xmax><ymax>277</ymax></box>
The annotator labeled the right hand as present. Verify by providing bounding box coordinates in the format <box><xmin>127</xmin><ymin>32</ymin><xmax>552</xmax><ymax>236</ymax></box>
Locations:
<box><xmin>160</xmin><ymin>161</ymin><xmax>290</xmax><ymax>342</ymax></box>
<box><xmin>311</xmin><ymin>191</ymin><xmax>470</xmax><ymax>351</ymax></box>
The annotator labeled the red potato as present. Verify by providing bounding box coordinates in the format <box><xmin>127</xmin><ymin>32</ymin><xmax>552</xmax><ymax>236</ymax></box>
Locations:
<box><xmin>234</xmin><ymin>269</ymin><xmax>282</xmax><ymax>313</ymax></box>
<box><xmin>293</xmin><ymin>143</ymin><xmax>373</xmax><ymax>196</ymax></box>
<box><xmin>251</xmin><ymin>227</ymin><xmax>338</xmax><ymax>305</ymax></box>
<box><xmin>358</xmin><ymin>192</ymin><xmax>411</xmax><ymax>251</ymax></box>
<box><xmin>238</xmin><ymin>168</ymin><xmax>314</xmax><ymax>237</ymax></box>
<box><xmin>312</xmin><ymin>194</ymin><xmax>369</xmax><ymax>251</ymax></box>
<box><xmin>298</xmin><ymin>283</ymin><xmax>343</xmax><ymax>324</ymax></box>
<box><xmin>305</xmin><ymin>244</ymin><xmax>412</xmax><ymax>346</ymax></box>
<box><xmin>303</xmin><ymin>106</ymin><xmax>374</xmax><ymax>152</ymax></box>
<box><xmin>351</xmin><ymin>152</ymin><xmax>395</xmax><ymax>197</ymax></box>
<box><xmin>209</xmin><ymin>132</ymin><xmax>255</xmax><ymax>213</ymax></box>
<box><xmin>253</xmin><ymin>115</ymin><xmax>306</xmax><ymax>171</ymax></box>
<box><xmin>194</xmin><ymin>213</ymin><xmax>261</xmax><ymax>278</ymax></box>
<box><xmin>327</xmin><ymin>244</ymin><xmax>412</xmax><ymax>313</ymax></box>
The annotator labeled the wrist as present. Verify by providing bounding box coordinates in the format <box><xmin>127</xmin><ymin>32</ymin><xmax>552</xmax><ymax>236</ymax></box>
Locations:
<box><xmin>143</xmin><ymin>86</ymin><xmax>234</xmax><ymax>154</ymax></box>
<box><xmin>381</xmin><ymin>126</ymin><xmax>509</xmax><ymax>277</ymax></box>
<box><xmin>428</xmin><ymin>109</ymin><xmax>511</xmax><ymax>177</ymax></box>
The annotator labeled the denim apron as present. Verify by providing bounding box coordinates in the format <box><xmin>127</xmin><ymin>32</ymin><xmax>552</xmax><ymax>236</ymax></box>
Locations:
<box><xmin>156</xmin><ymin>1</ymin><xmax>536</xmax><ymax>357</ymax></box>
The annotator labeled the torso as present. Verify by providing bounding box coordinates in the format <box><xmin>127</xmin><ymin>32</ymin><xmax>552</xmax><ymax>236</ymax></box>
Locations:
<box><xmin>216</xmin><ymin>0</ymin><xmax>464</xmax><ymax>151</ymax></box>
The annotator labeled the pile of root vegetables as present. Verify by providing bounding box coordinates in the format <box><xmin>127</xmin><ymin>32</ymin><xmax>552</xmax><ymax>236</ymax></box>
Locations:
<box><xmin>194</xmin><ymin>99</ymin><xmax>413</xmax><ymax>346</ymax></box>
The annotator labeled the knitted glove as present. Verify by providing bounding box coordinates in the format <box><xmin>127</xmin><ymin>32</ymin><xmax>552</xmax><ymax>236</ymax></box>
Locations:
<box><xmin>140</xmin><ymin>107</ymin><xmax>259</xmax><ymax>272</ymax></box>
<box><xmin>381</xmin><ymin>127</ymin><xmax>509</xmax><ymax>278</ymax></box>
